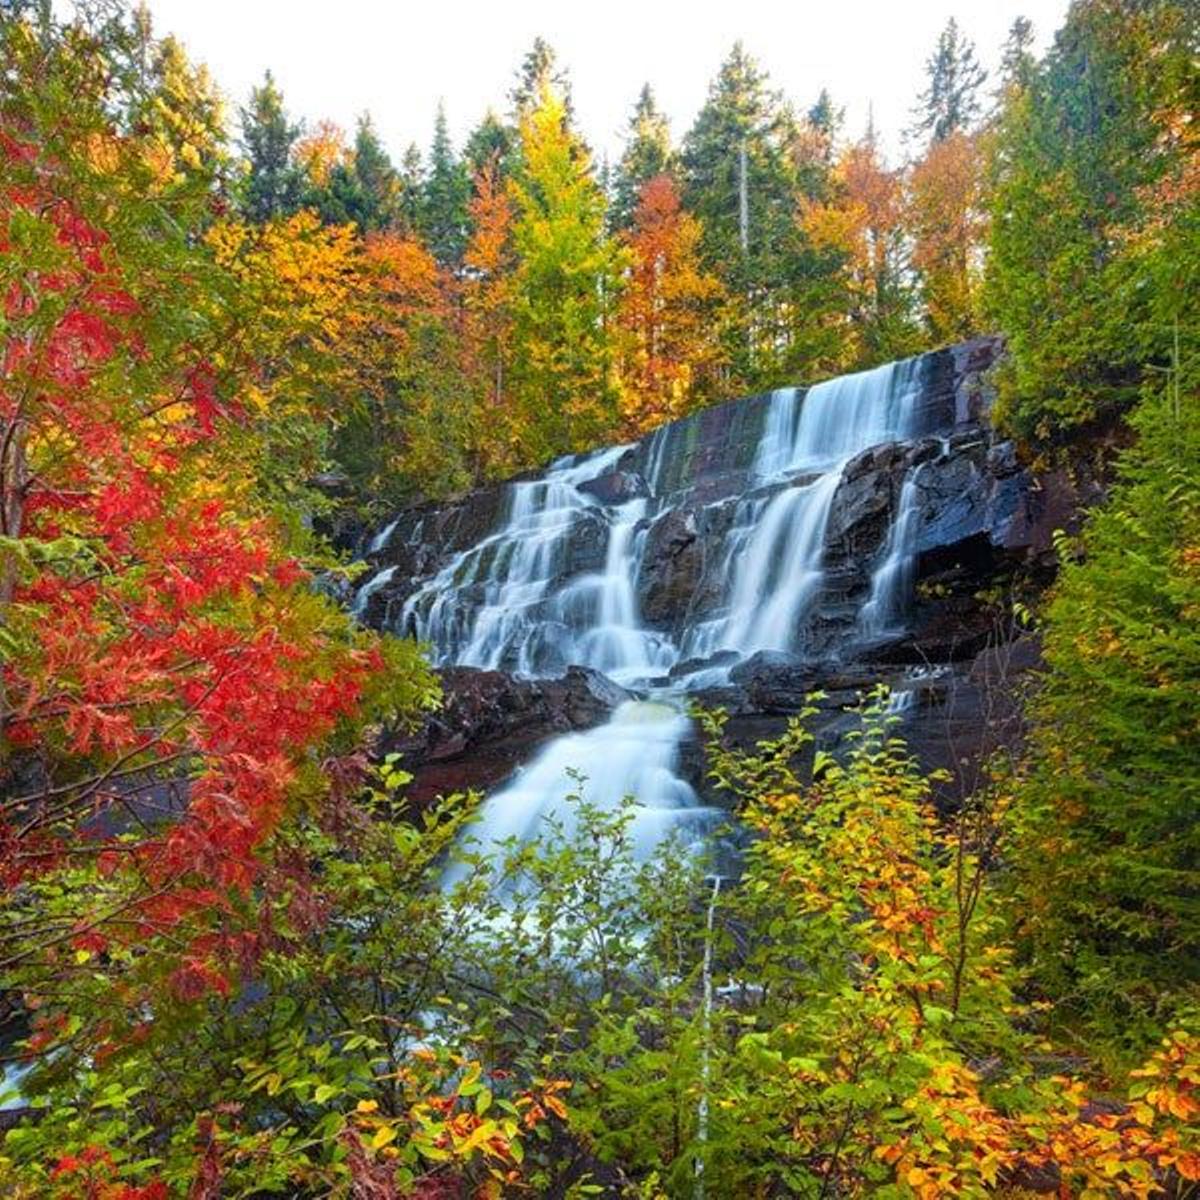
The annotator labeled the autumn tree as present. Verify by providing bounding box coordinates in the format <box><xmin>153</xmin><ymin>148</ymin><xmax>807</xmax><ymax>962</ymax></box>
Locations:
<box><xmin>799</xmin><ymin>130</ymin><xmax>920</xmax><ymax>368</ymax></box>
<box><xmin>617</xmin><ymin>174</ymin><xmax>726</xmax><ymax>434</ymax></box>
<box><xmin>239</xmin><ymin>70</ymin><xmax>304</xmax><ymax>222</ymax></box>
<box><xmin>908</xmin><ymin>130</ymin><xmax>988</xmax><ymax>341</ymax></box>
<box><xmin>507</xmin><ymin>83</ymin><xmax>624</xmax><ymax>462</ymax></box>
<box><xmin>293</xmin><ymin>117</ymin><xmax>348</xmax><ymax>189</ymax></box>
<box><xmin>462</xmin><ymin>157</ymin><xmax>517</xmax><ymax>474</ymax></box>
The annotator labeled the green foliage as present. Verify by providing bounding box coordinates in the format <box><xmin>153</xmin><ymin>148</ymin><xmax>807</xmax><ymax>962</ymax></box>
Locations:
<box><xmin>610</xmin><ymin>83</ymin><xmax>674</xmax><ymax>232</ymax></box>
<box><xmin>238</xmin><ymin>70</ymin><xmax>304</xmax><ymax>223</ymax></box>
<box><xmin>1008</xmin><ymin>374</ymin><xmax>1200</xmax><ymax>1047</ymax></box>
<box><xmin>983</xmin><ymin>0</ymin><xmax>1197</xmax><ymax>442</ymax></box>
<box><xmin>909</xmin><ymin>17</ymin><xmax>987</xmax><ymax>146</ymax></box>
<box><xmin>507</xmin><ymin>83</ymin><xmax>625</xmax><ymax>463</ymax></box>
<box><xmin>420</xmin><ymin>102</ymin><xmax>471</xmax><ymax>268</ymax></box>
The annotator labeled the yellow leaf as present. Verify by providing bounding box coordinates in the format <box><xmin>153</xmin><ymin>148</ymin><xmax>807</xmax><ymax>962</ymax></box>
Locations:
<box><xmin>371</xmin><ymin>1123</ymin><xmax>397</xmax><ymax>1150</ymax></box>
<box><xmin>356</xmin><ymin>1099</ymin><xmax>379</xmax><ymax>1114</ymax></box>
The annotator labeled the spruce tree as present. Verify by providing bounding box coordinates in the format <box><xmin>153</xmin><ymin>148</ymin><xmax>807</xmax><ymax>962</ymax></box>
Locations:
<box><xmin>421</xmin><ymin>102</ymin><xmax>470</xmax><ymax>267</ymax></box>
<box><xmin>239</xmin><ymin>70</ymin><xmax>303</xmax><ymax>222</ymax></box>
<box><xmin>611</xmin><ymin>83</ymin><xmax>674</xmax><ymax>231</ymax></box>
<box><xmin>352</xmin><ymin>115</ymin><xmax>401</xmax><ymax>231</ymax></box>
<box><xmin>910</xmin><ymin>18</ymin><xmax>987</xmax><ymax>144</ymax></box>
<box><xmin>998</xmin><ymin>15</ymin><xmax>1036</xmax><ymax>96</ymax></box>
<box><xmin>464</xmin><ymin>109</ymin><xmax>512</xmax><ymax>179</ymax></box>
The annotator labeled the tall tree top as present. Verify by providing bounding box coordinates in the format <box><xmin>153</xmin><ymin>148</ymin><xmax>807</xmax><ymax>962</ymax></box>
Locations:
<box><xmin>611</xmin><ymin>83</ymin><xmax>674</xmax><ymax>230</ymax></box>
<box><xmin>239</xmin><ymin>69</ymin><xmax>303</xmax><ymax>222</ymax></box>
<box><xmin>509</xmin><ymin>37</ymin><xmax>573</xmax><ymax>120</ymax></box>
<box><xmin>911</xmin><ymin>17</ymin><xmax>988</xmax><ymax>145</ymax></box>
<box><xmin>998</xmin><ymin>16</ymin><xmax>1037</xmax><ymax>95</ymax></box>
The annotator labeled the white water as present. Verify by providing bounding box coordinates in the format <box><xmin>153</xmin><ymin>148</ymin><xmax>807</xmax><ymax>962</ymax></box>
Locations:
<box><xmin>443</xmin><ymin>701</ymin><xmax>719</xmax><ymax>886</ymax></box>
<box><xmin>356</xmin><ymin>355</ymin><xmax>929</xmax><ymax>869</ymax></box>
<box><xmin>351</xmin><ymin>564</ymin><xmax>396</xmax><ymax>621</ymax></box>
<box><xmin>861</xmin><ymin>466</ymin><xmax>924</xmax><ymax>637</ymax></box>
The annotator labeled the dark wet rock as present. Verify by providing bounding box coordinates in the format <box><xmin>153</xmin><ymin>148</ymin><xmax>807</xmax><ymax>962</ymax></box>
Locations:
<box><xmin>639</xmin><ymin>507</ymin><xmax>701</xmax><ymax>627</ymax></box>
<box><xmin>578</xmin><ymin>469</ymin><xmax>649</xmax><ymax>504</ymax></box>
<box><xmin>383</xmin><ymin>666</ymin><xmax>633</xmax><ymax>805</ymax></box>
<box><xmin>350</xmin><ymin>334</ymin><xmax>1095</xmax><ymax>812</ymax></box>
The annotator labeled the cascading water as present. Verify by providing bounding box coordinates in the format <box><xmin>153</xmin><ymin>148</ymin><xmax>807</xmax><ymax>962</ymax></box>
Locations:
<box><xmin>679</xmin><ymin>357</ymin><xmax>924</xmax><ymax>664</ymax></box>
<box><xmin>861</xmin><ymin>466</ymin><xmax>924</xmax><ymax>636</ymax></box>
<box><xmin>354</xmin><ymin>353</ymin><xmax>931</xmax><ymax>870</ymax></box>
<box><xmin>442</xmin><ymin>700</ymin><xmax>719</xmax><ymax>888</ymax></box>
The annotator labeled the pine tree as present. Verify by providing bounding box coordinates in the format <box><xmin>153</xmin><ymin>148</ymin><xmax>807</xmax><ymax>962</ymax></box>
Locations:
<box><xmin>353</xmin><ymin>115</ymin><xmax>402</xmax><ymax>231</ymax></box>
<box><xmin>983</xmin><ymin>0</ymin><xmax>1196</xmax><ymax>440</ymax></box>
<box><xmin>998</xmin><ymin>15</ymin><xmax>1036</xmax><ymax>96</ymax></box>
<box><xmin>507</xmin><ymin>83</ymin><xmax>623</xmax><ymax>461</ymax></box>
<box><xmin>239</xmin><ymin>70</ymin><xmax>303</xmax><ymax>222</ymax></box>
<box><xmin>805</xmin><ymin>88</ymin><xmax>843</xmax><ymax>163</ymax></box>
<box><xmin>611</xmin><ymin>84</ymin><xmax>674</xmax><ymax>231</ymax></box>
<box><xmin>910</xmin><ymin>18</ymin><xmax>987</xmax><ymax>145</ymax></box>
<box><xmin>421</xmin><ymin>102</ymin><xmax>471</xmax><ymax>268</ymax></box>
<box><xmin>396</xmin><ymin>142</ymin><xmax>424</xmax><ymax>232</ymax></box>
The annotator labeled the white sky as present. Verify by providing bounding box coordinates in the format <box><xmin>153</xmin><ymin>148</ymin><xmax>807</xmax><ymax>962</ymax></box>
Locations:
<box><xmin>139</xmin><ymin>0</ymin><xmax>1070</xmax><ymax>165</ymax></box>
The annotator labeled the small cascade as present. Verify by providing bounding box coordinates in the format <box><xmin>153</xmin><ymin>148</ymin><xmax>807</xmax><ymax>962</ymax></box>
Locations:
<box><xmin>860</xmin><ymin>467</ymin><xmax>924</xmax><ymax>637</ymax></box>
<box><xmin>443</xmin><ymin>700</ymin><xmax>719</xmax><ymax>888</ymax></box>
<box><xmin>351</xmin><ymin>564</ymin><xmax>396</xmax><ymax>621</ymax></box>
<box><xmin>397</xmin><ymin>447</ymin><xmax>628</xmax><ymax>673</ymax></box>
<box><xmin>368</xmin><ymin>518</ymin><xmax>399</xmax><ymax>555</ymax></box>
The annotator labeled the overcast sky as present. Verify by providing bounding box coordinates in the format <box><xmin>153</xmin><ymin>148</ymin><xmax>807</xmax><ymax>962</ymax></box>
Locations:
<box><xmin>139</xmin><ymin>0</ymin><xmax>1071</xmax><ymax>165</ymax></box>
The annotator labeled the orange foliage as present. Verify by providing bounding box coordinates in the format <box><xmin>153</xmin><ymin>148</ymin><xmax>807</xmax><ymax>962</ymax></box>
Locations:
<box><xmin>617</xmin><ymin>174</ymin><xmax>726</xmax><ymax>436</ymax></box>
<box><xmin>293</xmin><ymin>119</ymin><xmax>348</xmax><ymax>187</ymax></box>
<box><xmin>908</xmin><ymin>130</ymin><xmax>988</xmax><ymax>340</ymax></box>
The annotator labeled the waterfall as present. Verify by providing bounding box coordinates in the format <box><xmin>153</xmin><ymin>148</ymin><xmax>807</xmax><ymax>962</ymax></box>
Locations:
<box><xmin>679</xmin><ymin>357</ymin><xmax>923</xmax><ymax>664</ymax></box>
<box><xmin>368</xmin><ymin>518</ymin><xmax>399</xmax><ymax>555</ymax></box>
<box><xmin>354</xmin><ymin>352</ymin><xmax>934</xmax><ymax>872</ymax></box>
<box><xmin>351</xmin><ymin>564</ymin><xmax>396</xmax><ymax>622</ymax></box>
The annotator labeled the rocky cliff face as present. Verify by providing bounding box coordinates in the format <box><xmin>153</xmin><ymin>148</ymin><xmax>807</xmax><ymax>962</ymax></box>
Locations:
<box><xmin>353</xmin><ymin>337</ymin><xmax>1101</xmax><ymax>807</ymax></box>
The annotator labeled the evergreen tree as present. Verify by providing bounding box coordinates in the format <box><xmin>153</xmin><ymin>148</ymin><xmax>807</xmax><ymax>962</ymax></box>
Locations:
<box><xmin>610</xmin><ymin>83</ymin><xmax>674</xmax><ymax>231</ymax></box>
<box><xmin>680</xmin><ymin>42</ymin><xmax>807</xmax><ymax>387</ymax></box>
<box><xmin>805</xmin><ymin>87</ymin><xmax>844</xmax><ymax>162</ymax></box>
<box><xmin>464</xmin><ymin>108</ymin><xmax>513</xmax><ymax>179</ymax></box>
<box><xmin>910</xmin><ymin>18</ymin><xmax>987</xmax><ymax>145</ymax></box>
<box><xmin>983</xmin><ymin>0</ymin><xmax>1197</xmax><ymax>440</ymax></box>
<box><xmin>239</xmin><ymin>70</ymin><xmax>303</xmax><ymax>222</ymax></box>
<box><xmin>998</xmin><ymin>15</ymin><xmax>1037</xmax><ymax>96</ymax></box>
<box><xmin>507</xmin><ymin>83</ymin><xmax>623</xmax><ymax>461</ymax></box>
<box><xmin>396</xmin><ymin>141</ymin><xmax>424</xmax><ymax>233</ymax></box>
<box><xmin>353</xmin><ymin>114</ymin><xmax>402</xmax><ymax>231</ymax></box>
<box><xmin>421</xmin><ymin>102</ymin><xmax>471</xmax><ymax>268</ymax></box>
